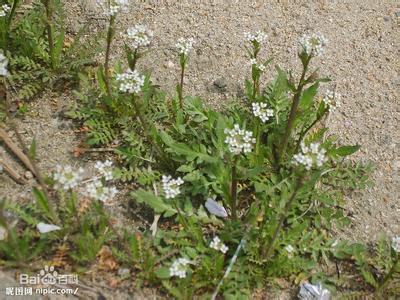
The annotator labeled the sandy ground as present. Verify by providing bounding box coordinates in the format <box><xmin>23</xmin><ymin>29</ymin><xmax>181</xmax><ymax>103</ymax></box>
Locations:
<box><xmin>0</xmin><ymin>0</ymin><xmax>399</xmax><ymax>298</ymax></box>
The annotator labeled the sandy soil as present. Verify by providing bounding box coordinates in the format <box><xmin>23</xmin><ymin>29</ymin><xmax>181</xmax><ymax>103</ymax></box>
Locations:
<box><xmin>0</xmin><ymin>0</ymin><xmax>399</xmax><ymax>298</ymax></box>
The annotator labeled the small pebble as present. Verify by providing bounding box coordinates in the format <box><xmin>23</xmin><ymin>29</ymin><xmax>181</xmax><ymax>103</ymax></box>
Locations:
<box><xmin>24</xmin><ymin>171</ymin><xmax>33</xmax><ymax>180</ymax></box>
<box><xmin>118</xmin><ymin>268</ymin><xmax>130</xmax><ymax>278</ymax></box>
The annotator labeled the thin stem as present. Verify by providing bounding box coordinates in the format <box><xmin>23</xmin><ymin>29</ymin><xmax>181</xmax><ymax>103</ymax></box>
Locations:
<box><xmin>294</xmin><ymin>109</ymin><xmax>326</xmax><ymax>154</ymax></box>
<box><xmin>104</xmin><ymin>16</ymin><xmax>115</xmax><ymax>97</ymax></box>
<box><xmin>178</xmin><ymin>55</ymin><xmax>186</xmax><ymax>109</ymax></box>
<box><xmin>230</xmin><ymin>157</ymin><xmax>238</xmax><ymax>220</ymax></box>
<box><xmin>43</xmin><ymin>0</ymin><xmax>55</xmax><ymax>68</ymax></box>
<box><xmin>278</xmin><ymin>56</ymin><xmax>311</xmax><ymax>165</ymax></box>
<box><xmin>263</xmin><ymin>177</ymin><xmax>303</xmax><ymax>259</ymax></box>
<box><xmin>252</xmin><ymin>75</ymin><xmax>257</xmax><ymax>101</ymax></box>
<box><xmin>211</xmin><ymin>236</ymin><xmax>247</xmax><ymax>300</ymax></box>
<box><xmin>254</xmin><ymin>120</ymin><xmax>261</xmax><ymax>162</ymax></box>
<box><xmin>131</xmin><ymin>95</ymin><xmax>172</xmax><ymax>169</ymax></box>
<box><xmin>172</xmin><ymin>200</ymin><xmax>189</xmax><ymax>229</ymax></box>
<box><xmin>376</xmin><ymin>254</ymin><xmax>399</xmax><ymax>295</ymax></box>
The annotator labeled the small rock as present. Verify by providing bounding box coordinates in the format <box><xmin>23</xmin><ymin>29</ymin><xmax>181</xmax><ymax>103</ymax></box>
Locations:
<box><xmin>25</xmin><ymin>171</ymin><xmax>33</xmax><ymax>180</ymax></box>
<box><xmin>212</xmin><ymin>78</ymin><xmax>227</xmax><ymax>93</ymax></box>
<box><xmin>118</xmin><ymin>268</ymin><xmax>130</xmax><ymax>278</ymax></box>
<box><xmin>164</xmin><ymin>60</ymin><xmax>175</xmax><ymax>69</ymax></box>
<box><xmin>395</xmin><ymin>11</ymin><xmax>400</xmax><ymax>18</ymax></box>
<box><xmin>383</xmin><ymin>16</ymin><xmax>390</xmax><ymax>22</ymax></box>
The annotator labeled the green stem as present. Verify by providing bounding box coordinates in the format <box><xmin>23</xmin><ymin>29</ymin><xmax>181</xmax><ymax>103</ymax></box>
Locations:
<box><xmin>230</xmin><ymin>158</ymin><xmax>238</xmax><ymax>220</ymax></box>
<box><xmin>263</xmin><ymin>177</ymin><xmax>303</xmax><ymax>259</ymax></box>
<box><xmin>131</xmin><ymin>95</ymin><xmax>172</xmax><ymax>170</ymax></box>
<box><xmin>376</xmin><ymin>254</ymin><xmax>399</xmax><ymax>295</ymax></box>
<box><xmin>104</xmin><ymin>15</ymin><xmax>115</xmax><ymax>97</ymax></box>
<box><xmin>254</xmin><ymin>120</ymin><xmax>261</xmax><ymax>162</ymax></box>
<box><xmin>278</xmin><ymin>56</ymin><xmax>311</xmax><ymax>165</ymax></box>
<box><xmin>172</xmin><ymin>200</ymin><xmax>189</xmax><ymax>230</ymax></box>
<box><xmin>178</xmin><ymin>55</ymin><xmax>186</xmax><ymax>109</ymax></box>
<box><xmin>43</xmin><ymin>0</ymin><xmax>55</xmax><ymax>68</ymax></box>
<box><xmin>3</xmin><ymin>0</ymin><xmax>19</xmax><ymax>49</ymax></box>
<box><xmin>294</xmin><ymin>108</ymin><xmax>326</xmax><ymax>154</ymax></box>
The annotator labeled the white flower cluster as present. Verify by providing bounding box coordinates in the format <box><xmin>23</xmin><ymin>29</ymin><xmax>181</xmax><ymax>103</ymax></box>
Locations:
<box><xmin>53</xmin><ymin>161</ymin><xmax>118</xmax><ymax>203</ymax></box>
<box><xmin>252</xmin><ymin>102</ymin><xmax>274</xmax><ymax>123</ymax></box>
<box><xmin>293</xmin><ymin>142</ymin><xmax>328</xmax><ymax>170</ymax></box>
<box><xmin>0</xmin><ymin>52</ymin><xmax>8</xmax><ymax>76</ymax></box>
<box><xmin>244</xmin><ymin>31</ymin><xmax>267</xmax><ymax>44</ymax></box>
<box><xmin>392</xmin><ymin>235</ymin><xmax>400</xmax><ymax>253</ymax></box>
<box><xmin>116</xmin><ymin>69</ymin><xmax>145</xmax><ymax>94</ymax></box>
<box><xmin>210</xmin><ymin>236</ymin><xmax>229</xmax><ymax>254</ymax></box>
<box><xmin>162</xmin><ymin>175</ymin><xmax>184</xmax><ymax>199</ymax></box>
<box><xmin>249</xmin><ymin>58</ymin><xmax>266</xmax><ymax>72</ymax></box>
<box><xmin>285</xmin><ymin>244</ymin><xmax>295</xmax><ymax>258</ymax></box>
<box><xmin>224</xmin><ymin>124</ymin><xmax>256</xmax><ymax>155</ymax></box>
<box><xmin>169</xmin><ymin>258</ymin><xmax>191</xmax><ymax>278</ymax></box>
<box><xmin>97</xmin><ymin>0</ymin><xmax>128</xmax><ymax>16</ymax></box>
<box><xmin>84</xmin><ymin>179</ymin><xmax>118</xmax><ymax>203</ymax></box>
<box><xmin>175</xmin><ymin>37</ymin><xmax>194</xmax><ymax>56</ymax></box>
<box><xmin>0</xmin><ymin>4</ymin><xmax>10</xmax><ymax>17</ymax></box>
<box><xmin>322</xmin><ymin>90</ymin><xmax>341</xmax><ymax>112</ymax></box>
<box><xmin>299</xmin><ymin>33</ymin><xmax>327</xmax><ymax>57</ymax></box>
<box><xmin>53</xmin><ymin>165</ymin><xmax>84</xmax><ymax>191</ymax></box>
<box><xmin>124</xmin><ymin>25</ymin><xmax>153</xmax><ymax>50</ymax></box>
<box><xmin>94</xmin><ymin>160</ymin><xmax>113</xmax><ymax>181</ymax></box>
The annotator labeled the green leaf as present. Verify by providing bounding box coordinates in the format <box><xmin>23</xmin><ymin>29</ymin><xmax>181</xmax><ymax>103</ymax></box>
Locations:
<box><xmin>131</xmin><ymin>189</ymin><xmax>176</xmax><ymax>216</ymax></box>
<box><xmin>299</xmin><ymin>83</ymin><xmax>319</xmax><ymax>109</ymax></box>
<box><xmin>331</xmin><ymin>145</ymin><xmax>360</xmax><ymax>157</ymax></box>
<box><xmin>155</xmin><ymin>267</ymin><xmax>171</xmax><ymax>279</ymax></box>
<box><xmin>53</xmin><ymin>29</ymin><xmax>65</xmax><ymax>65</ymax></box>
<box><xmin>28</xmin><ymin>137</ymin><xmax>37</xmax><ymax>160</ymax></box>
<box><xmin>32</xmin><ymin>187</ymin><xmax>55</xmax><ymax>221</ymax></box>
<box><xmin>360</xmin><ymin>267</ymin><xmax>378</xmax><ymax>288</ymax></box>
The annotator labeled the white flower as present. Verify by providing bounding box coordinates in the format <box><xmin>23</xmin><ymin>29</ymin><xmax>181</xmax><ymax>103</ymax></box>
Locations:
<box><xmin>53</xmin><ymin>165</ymin><xmax>84</xmax><ymax>191</ymax></box>
<box><xmin>293</xmin><ymin>142</ymin><xmax>327</xmax><ymax>170</ymax></box>
<box><xmin>37</xmin><ymin>223</ymin><xmax>61</xmax><ymax>233</ymax></box>
<box><xmin>169</xmin><ymin>258</ymin><xmax>191</xmax><ymax>278</ymax></box>
<box><xmin>392</xmin><ymin>236</ymin><xmax>400</xmax><ymax>253</ymax></box>
<box><xmin>252</xmin><ymin>102</ymin><xmax>274</xmax><ymax>123</ymax></box>
<box><xmin>0</xmin><ymin>52</ymin><xmax>8</xmax><ymax>76</ymax></box>
<box><xmin>285</xmin><ymin>244</ymin><xmax>295</xmax><ymax>253</ymax></box>
<box><xmin>84</xmin><ymin>179</ymin><xmax>118</xmax><ymax>203</ymax></box>
<box><xmin>244</xmin><ymin>31</ymin><xmax>267</xmax><ymax>44</ymax></box>
<box><xmin>124</xmin><ymin>25</ymin><xmax>153</xmax><ymax>50</ymax></box>
<box><xmin>322</xmin><ymin>90</ymin><xmax>341</xmax><ymax>112</ymax></box>
<box><xmin>299</xmin><ymin>33</ymin><xmax>327</xmax><ymax>57</ymax></box>
<box><xmin>210</xmin><ymin>236</ymin><xmax>229</xmax><ymax>254</ymax></box>
<box><xmin>224</xmin><ymin>124</ymin><xmax>256</xmax><ymax>155</ymax></box>
<box><xmin>94</xmin><ymin>160</ymin><xmax>114</xmax><ymax>181</ymax></box>
<box><xmin>175</xmin><ymin>37</ymin><xmax>194</xmax><ymax>56</ymax></box>
<box><xmin>162</xmin><ymin>175</ymin><xmax>184</xmax><ymax>199</ymax></box>
<box><xmin>0</xmin><ymin>4</ymin><xmax>11</xmax><ymax>17</ymax></box>
<box><xmin>249</xmin><ymin>59</ymin><xmax>266</xmax><ymax>72</ymax></box>
<box><xmin>96</xmin><ymin>0</ymin><xmax>128</xmax><ymax>16</ymax></box>
<box><xmin>285</xmin><ymin>244</ymin><xmax>295</xmax><ymax>258</ymax></box>
<box><xmin>116</xmin><ymin>69</ymin><xmax>145</xmax><ymax>94</ymax></box>
<box><xmin>298</xmin><ymin>282</ymin><xmax>331</xmax><ymax>300</ymax></box>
